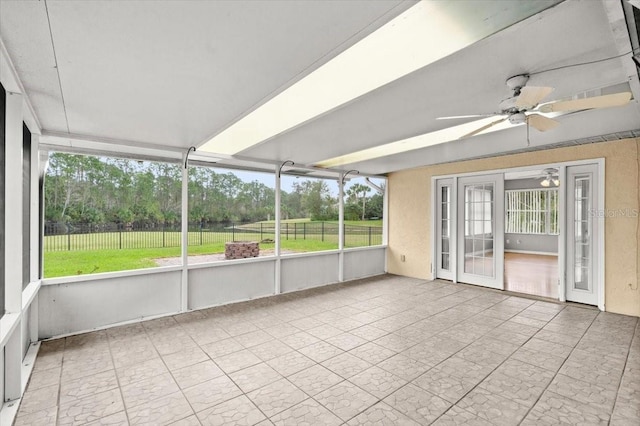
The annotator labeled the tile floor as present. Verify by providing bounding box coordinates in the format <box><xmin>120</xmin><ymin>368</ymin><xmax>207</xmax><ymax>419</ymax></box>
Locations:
<box><xmin>13</xmin><ymin>275</ymin><xmax>640</xmax><ymax>425</ymax></box>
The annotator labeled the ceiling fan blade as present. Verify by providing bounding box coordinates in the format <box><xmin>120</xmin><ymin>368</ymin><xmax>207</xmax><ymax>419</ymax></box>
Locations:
<box><xmin>527</xmin><ymin>114</ymin><xmax>559</xmax><ymax>132</ymax></box>
<box><xmin>539</xmin><ymin>92</ymin><xmax>632</xmax><ymax>113</ymax></box>
<box><xmin>516</xmin><ymin>86</ymin><xmax>554</xmax><ymax>109</ymax></box>
<box><xmin>459</xmin><ymin>117</ymin><xmax>508</xmax><ymax>139</ymax></box>
<box><xmin>437</xmin><ymin>114</ymin><xmax>495</xmax><ymax>120</ymax></box>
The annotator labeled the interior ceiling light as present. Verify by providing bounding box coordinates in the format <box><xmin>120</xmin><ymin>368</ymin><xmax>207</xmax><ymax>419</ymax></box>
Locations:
<box><xmin>199</xmin><ymin>0</ymin><xmax>561</xmax><ymax>156</ymax></box>
<box><xmin>540</xmin><ymin>167</ymin><xmax>559</xmax><ymax>187</ymax></box>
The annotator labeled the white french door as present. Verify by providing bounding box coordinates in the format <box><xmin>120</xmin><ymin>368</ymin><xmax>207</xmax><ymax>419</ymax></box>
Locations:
<box><xmin>456</xmin><ymin>174</ymin><xmax>505</xmax><ymax>289</ymax></box>
<box><xmin>565</xmin><ymin>164</ymin><xmax>599</xmax><ymax>306</ymax></box>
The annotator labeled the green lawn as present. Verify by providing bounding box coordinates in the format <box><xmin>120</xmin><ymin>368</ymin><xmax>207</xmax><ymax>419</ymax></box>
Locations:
<box><xmin>44</xmin><ymin>222</ymin><xmax>382</xmax><ymax>278</ymax></box>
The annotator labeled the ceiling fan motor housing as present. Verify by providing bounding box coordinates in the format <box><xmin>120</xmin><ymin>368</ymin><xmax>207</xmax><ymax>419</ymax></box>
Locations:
<box><xmin>508</xmin><ymin>112</ymin><xmax>527</xmax><ymax>125</ymax></box>
<box><xmin>506</xmin><ymin>74</ymin><xmax>529</xmax><ymax>92</ymax></box>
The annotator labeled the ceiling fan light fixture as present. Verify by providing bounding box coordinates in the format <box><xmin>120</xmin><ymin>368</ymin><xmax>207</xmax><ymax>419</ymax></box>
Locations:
<box><xmin>553</xmin><ymin>178</ymin><xmax>560</xmax><ymax>186</ymax></box>
<box><xmin>540</xmin><ymin>179</ymin><xmax>551</xmax><ymax>187</ymax></box>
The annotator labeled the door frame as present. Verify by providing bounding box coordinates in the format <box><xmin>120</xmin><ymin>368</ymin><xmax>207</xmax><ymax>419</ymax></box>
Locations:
<box><xmin>431</xmin><ymin>158</ymin><xmax>605</xmax><ymax>310</ymax></box>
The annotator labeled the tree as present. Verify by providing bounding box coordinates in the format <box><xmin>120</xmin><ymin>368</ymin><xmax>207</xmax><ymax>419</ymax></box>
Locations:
<box><xmin>292</xmin><ymin>180</ymin><xmax>337</xmax><ymax>221</ymax></box>
<box><xmin>346</xmin><ymin>183</ymin><xmax>371</xmax><ymax>220</ymax></box>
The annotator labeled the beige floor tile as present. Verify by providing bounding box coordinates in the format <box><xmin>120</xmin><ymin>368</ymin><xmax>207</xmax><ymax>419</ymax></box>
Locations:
<box><xmin>248</xmin><ymin>339</ymin><xmax>293</xmax><ymax>361</ymax></box>
<box><xmin>313</xmin><ymin>380</ymin><xmax>378</xmax><ymax>421</ymax></box>
<box><xmin>183</xmin><ymin>375</ymin><xmax>243</xmax><ymax>413</ymax></box>
<box><xmin>431</xmin><ymin>405</ymin><xmax>493</xmax><ymax>425</ymax></box>
<box><xmin>522</xmin><ymin>390</ymin><xmax>610</xmax><ymax>425</ymax></box>
<box><xmin>522</xmin><ymin>337</ymin><xmax>574</xmax><ymax>359</ymax></box>
<box><xmin>127</xmin><ymin>391</ymin><xmax>194</xmax><ymax>425</ymax></box>
<box><xmin>171</xmin><ymin>360</ymin><xmax>224</xmax><ymax>390</ymax></box>
<box><xmin>412</xmin><ymin>367</ymin><xmax>478</xmax><ymax>404</ymax></box>
<box><xmin>288</xmin><ymin>364</ymin><xmax>343</xmax><ymax>396</ymax></box>
<box><xmin>547</xmin><ymin>373</ymin><xmax>618</xmax><ymax>412</ymax></box>
<box><xmin>62</xmin><ymin>355</ymin><xmax>115</xmax><ymax>382</ymax></box>
<box><xmin>121</xmin><ymin>371</ymin><xmax>180</xmax><ymax>409</ymax></box>
<box><xmin>13</xmin><ymin>406</ymin><xmax>58</xmax><ymax>426</ymax></box>
<box><xmin>349</xmin><ymin>366</ymin><xmax>407</xmax><ymax>399</ymax></box>
<box><xmin>509</xmin><ymin>346</ymin><xmax>566</xmax><ymax>372</ymax></box>
<box><xmin>349</xmin><ymin>324</ymin><xmax>389</xmax><ymax>341</ymax></box>
<box><xmin>325</xmin><ymin>332</ymin><xmax>368</xmax><ymax>351</ymax></box>
<box><xmin>222</xmin><ymin>321</ymin><xmax>260</xmax><ymax>337</ymax></box>
<box><xmin>188</xmin><ymin>327</ymin><xmax>231</xmax><ymax>346</ymax></box>
<box><xmin>321</xmin><ymin>352</ymin><xmax>372</xmax><ymax>379</ymax></box>
<box><xmin>266</xmin><ymin>350</ymin><xmax>316</xmax><ymax>377</ymax></box>
<box><xmin>86</xmin><ymin>410</ymin><xmax>129</xmax><ymax>425</ymax></box>
<box><xmin>384</xmin><ymin>383</ymin><xmax>451</xmax><ymax>424</ymax></box>
<box><xmin>534</xmin><ymin>329</ymin><xmax>582</xmax><ymax>347</ymax></box>
<box><xmin>456</xmin><ymin>387</ymin><xmax>530</xmax><ymax>426</ymax></box>
<box><xmin>116</xmin><ymin>357</ymin><xmax>169</xmax><ymax>387</ymax></box>
<box><xmin>378</xmin><ymin>353</ymin><xmax>431</xmax><ymax>381</ymax></box>
<box><xmin>346</xmin><ymin>402</ymin><xmax>421</xmax><ymax>426</ymax></box>
<box><xmin>348</xmin><ymin>342</ymin><xmax>396</xmax><ymax>364</ymax></box>
<box><xmin>289</xmin><ymin>317</ymin><xmax>324</xmax><ymax>331</ymax></box>
<box><xmin>150</xmin><ymin>333</ymin><xmax>197</xmax><ymax>357</ymax></box>
<box><xmin>214</xmin><ymin>348</ymin><xmax>262</xmax><ymax>374</ymax></box>
<box><xmin>33</xmin><ymin>350</ymin><xmax>64</xmax><ymax>372</ymax></box>
<box><xmin>17</xmin><ymin>383</ymin><xmax>59</xmax><ymax>415</ymax></box>
<box><xmin>306</xmin><ymin>324</ymin><xmax>343</xmax><ymax>340</ymax></box>
<box><xmin>200</xmin><ymin>337</ymin><xmax>244</xmax><ymax>359</ymax></box>
<box><xmin>298</xmin><ymin>341</ymin><xmax>344</xmax><ymax>363</ymax></box>
<box><xmin>246</xmin><ymin>378</ymin><xmax>307</xmax><ymax>417</ymax></box>
<box><xmin>373</xmin><ymin>334</ymin><xmax>417</xmax><ymax>353</ymax></box>
<box><xmin>401</xmin><ymin>343</ymin><xmax>458</xmax><ymax>368</ymax></box>
<box><xmin>270</xmin><ymin>398</ymin><xmax>342</xmax><ymax>426</ymax></box>
<box><xmin>262</xmin><ymin>323</ymin><xmax>300</xmax><ymax>339</ymax></box>
<box><xmin>61</xmin><ymin>369</ymin><xmax>120</xmax><ymax>405</ymax></box>
<box><xmin>58</xmin><ymin>388</ymin><xmax>125</xmax><ymax>425</ymax></box>
<box><xmin>235</xmin><ymin>330</ymin><xmax>274</xmax><ymax>348</ymax></box>
<box><xmin>168</xmin><ymin>414</ymin><xmax>201</xmax><ymax>425</ymax></box>
<box><xmin>229</xmin><ymin>362</ymin><xmax>283</xmax><ymax>393</ymax></box>
<box><xmin>197</xmin><ymin>395</ymin><xmax>265</xmax><ymax>426</ymax></box>
<box><xmin>162</xmin><ymin>346</ymin><xmax>209</xmax><ymax>371</ymax></box>
<box><xmin>279</xmin><ymin>331</ymin><xmax>320</xmax><ymax>350</ymax></box>
<box><xmin>331</xmin><ymin>317</ymin><xmax>366</xmax><ymax>332</ymax></box>
<box><xmin>477</xmin><ymin>368</ymin><xmax>550</xmax><ymax>407</ymax></box>
<box><xmin>26</xmin><ymin>366</ymin><xmax>61</xmax><ymax>391</ymax></box>
<box><xmin>63</xmin><ymin>345</ymin><xmax>112</xmax><ymax>364</ymax></box>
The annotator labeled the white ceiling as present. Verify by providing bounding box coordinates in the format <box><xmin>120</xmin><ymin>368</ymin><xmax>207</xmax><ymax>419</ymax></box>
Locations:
<box><xmin>1</xmin><ymin>0</ymin><xmax>639</xmax><ymax>175</ymax></box>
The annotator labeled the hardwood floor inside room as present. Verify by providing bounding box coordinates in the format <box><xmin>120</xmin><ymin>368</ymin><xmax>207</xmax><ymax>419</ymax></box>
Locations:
<box><xmin>504</xmin><ymin>252</ymin><xmax>558</xmax><ymax>299</ymax></box>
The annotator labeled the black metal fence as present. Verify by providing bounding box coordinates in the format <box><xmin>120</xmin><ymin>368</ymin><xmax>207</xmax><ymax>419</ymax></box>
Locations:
<box><xmin>43</xmin><ymin>221</ymin><xmax>383</xmax><ymax>251</ymax></box>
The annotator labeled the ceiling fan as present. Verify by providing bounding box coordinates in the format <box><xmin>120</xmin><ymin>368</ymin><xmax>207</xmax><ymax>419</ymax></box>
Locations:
<box><xmin>439</xmin><ymin>74</ymin><xmax>633</xmax><ymax>139</ymax></box>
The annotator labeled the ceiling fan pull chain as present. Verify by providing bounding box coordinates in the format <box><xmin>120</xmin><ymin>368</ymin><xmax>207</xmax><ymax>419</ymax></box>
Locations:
<box><xmin>526</xmin><ymin>117</ymin><xmax>531</xmax><ymax>147</ymax></box>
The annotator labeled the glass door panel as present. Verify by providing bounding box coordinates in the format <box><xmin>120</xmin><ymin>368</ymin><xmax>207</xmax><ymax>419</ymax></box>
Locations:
<box><xmin>566</xmin><ymin>165</ymin><xmax>598</xmax><ymax>305</ymax></box>
<box><xmin>436</xmin><ymin>179</ymin><xmax>454</xmax><ymax>280</ymax></box>
<box><xmin>457</xmin><ymin>174</ymin><xmax>504</xmax><ymax>289</ymax></box>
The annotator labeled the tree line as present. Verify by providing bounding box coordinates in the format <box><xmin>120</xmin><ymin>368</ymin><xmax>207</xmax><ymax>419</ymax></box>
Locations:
<box><xmin>45</xmin><ymin>153</ymin><xmax>383</xmax><ymax>226</ymax></box>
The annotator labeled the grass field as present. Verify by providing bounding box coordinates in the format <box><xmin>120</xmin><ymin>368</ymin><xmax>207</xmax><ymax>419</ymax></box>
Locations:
<box><xmin>44</xmin><ymin>220</ymin><xmax>382</xmax><ymax>278</ymax></box>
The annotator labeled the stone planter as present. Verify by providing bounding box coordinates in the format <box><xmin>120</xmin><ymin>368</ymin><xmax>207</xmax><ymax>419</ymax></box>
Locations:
<box><xmin>225</xmin><ymin>241</ymin><xmax>259</xmax><ymax>259</ymax></box>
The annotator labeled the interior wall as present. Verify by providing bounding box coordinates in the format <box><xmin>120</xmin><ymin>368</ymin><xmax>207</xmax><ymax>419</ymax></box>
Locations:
<box><xmin>387</xmin><ymin>138</ymin><xmax>640</xmax><ymax>317</ymax></box>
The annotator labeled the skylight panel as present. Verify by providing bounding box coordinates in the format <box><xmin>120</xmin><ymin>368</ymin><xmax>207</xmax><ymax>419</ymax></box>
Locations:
<box><xmin>314</xmin><ymin>116</ymin><xmax>514</xmax><ymax>168</ymax></box>
<box><xmin>199</xmin><ymin>0</ymin><xmax>560</xmax><ymax>156</ymax></box>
